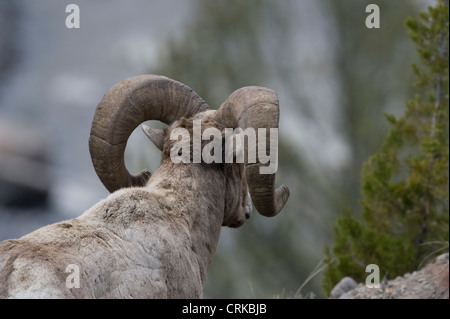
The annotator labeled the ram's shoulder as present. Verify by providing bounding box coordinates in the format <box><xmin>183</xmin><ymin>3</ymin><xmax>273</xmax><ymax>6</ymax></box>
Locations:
<box><xmin>81</xmin><ymin>187</ymin><xmax>169</xmax><ymax>227</ymax></box>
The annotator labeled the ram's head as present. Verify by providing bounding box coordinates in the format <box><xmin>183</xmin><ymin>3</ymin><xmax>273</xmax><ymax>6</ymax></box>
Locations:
<box><xmin>89</xmin><ymin>75</ymin><xmax>289</xmax><ymax>226</ymax></box>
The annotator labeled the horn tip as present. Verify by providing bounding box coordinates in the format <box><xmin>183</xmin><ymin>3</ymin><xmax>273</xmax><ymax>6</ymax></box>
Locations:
<box><xmin>275</xmin><ymin>184</ymin><xmax>290</xmax><ymax>215</ymax></box>
<box><xmin>280</xmin><ymin>184</ymin><xmax>290</xmax><ymax>201</ymax></box>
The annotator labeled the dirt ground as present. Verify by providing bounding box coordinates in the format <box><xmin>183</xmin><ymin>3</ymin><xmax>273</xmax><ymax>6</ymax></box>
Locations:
<box><xmin>330</xmin><ymin>253</ymin><xmax>449</xmax><ymax>299</ymax></box>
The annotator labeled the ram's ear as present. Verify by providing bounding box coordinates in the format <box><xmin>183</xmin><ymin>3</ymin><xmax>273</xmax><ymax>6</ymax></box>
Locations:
<box><xmin>142</xmin><ymin>125</ymin><xmax>165</xmax><ymax>151</ymax></box>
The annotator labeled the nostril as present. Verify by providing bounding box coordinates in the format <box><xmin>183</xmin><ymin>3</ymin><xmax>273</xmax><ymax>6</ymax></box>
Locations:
<box><xmin>245</xmin><ymin>212</ymin><xmax>251</xmax><ymax>219</ymax></box>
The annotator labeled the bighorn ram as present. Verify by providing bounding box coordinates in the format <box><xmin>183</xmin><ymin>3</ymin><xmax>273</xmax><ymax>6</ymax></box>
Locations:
<box><xmin>0</xmin><ymin>75</ymin><xmax>289</xmax><ymax>298</ymax></box>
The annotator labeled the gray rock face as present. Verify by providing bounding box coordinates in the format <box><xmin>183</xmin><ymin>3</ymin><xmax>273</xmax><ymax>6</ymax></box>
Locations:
<box><xmin>330</xmin><ymin>276</ymin><xmax>358</xmax><ymax>298</ymax></box>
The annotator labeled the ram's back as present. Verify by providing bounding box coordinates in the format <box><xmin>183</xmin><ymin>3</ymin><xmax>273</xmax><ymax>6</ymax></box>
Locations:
<box><xmin>0</xmin><ymin>188</ymin><xmax>197</xmax><ymax>298</ymax></box>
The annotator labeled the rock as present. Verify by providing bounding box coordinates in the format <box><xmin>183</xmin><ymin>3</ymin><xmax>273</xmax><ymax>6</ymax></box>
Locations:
<box><xmin>436</xmin><ymin>253</ymin><xmax>449</xmax><ymax>263</ymax></box>
<box><xmin>334</xmin><ymin>255</ymin><xmax>449</xmax><ymax>299</ymax></box>
<box><xmin>330</xmin><ymin>276</ymin><xmax>358</xmax><ymax>298</ymax></box>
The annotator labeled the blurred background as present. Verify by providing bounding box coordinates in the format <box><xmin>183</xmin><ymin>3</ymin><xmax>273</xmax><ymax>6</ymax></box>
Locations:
<box><xmin>0</xmin><ymin>0</ymin><xmax>434</xmax><ymax>298</ymax></box>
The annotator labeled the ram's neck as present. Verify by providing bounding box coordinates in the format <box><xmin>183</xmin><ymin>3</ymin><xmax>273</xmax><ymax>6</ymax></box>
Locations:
<box><xmin>147</xmin><ymin>162</ymin><xmax>226</xmax><ymax>284</ymax></box>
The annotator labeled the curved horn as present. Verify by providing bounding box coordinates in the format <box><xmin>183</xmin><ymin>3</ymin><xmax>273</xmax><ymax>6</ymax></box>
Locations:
<box><xmin>89</xmin><ymin>75</ymin><xmax>209</xmax><ymax>193</ymax></box>
<box><xmin>215</xmin><ymin>86</ymin><xmax>290</xmax><ymax>217</ymax></box>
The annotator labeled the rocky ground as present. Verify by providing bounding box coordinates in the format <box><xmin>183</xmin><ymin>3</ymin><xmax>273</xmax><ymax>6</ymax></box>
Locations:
<box><xmin>330</xmin><ymin>253</ymin><xmax>449</xmax><ymax>299</ymax></box>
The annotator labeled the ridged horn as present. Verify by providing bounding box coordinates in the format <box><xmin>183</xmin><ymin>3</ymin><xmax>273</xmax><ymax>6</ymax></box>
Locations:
<box><xmin>89</xmin><ymin>74</ymin><xmax>209</xmax><ymax>193</ymax></box>
<box><xmin>215</xmin><ymin>86</ymin><xmax>290</xmax><ymax>217</ymax></box>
